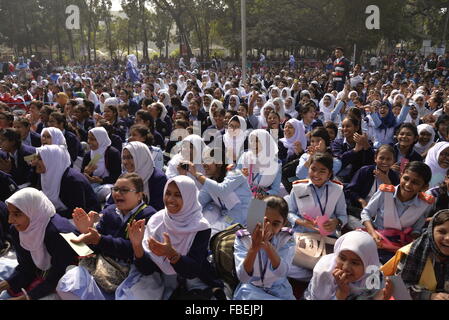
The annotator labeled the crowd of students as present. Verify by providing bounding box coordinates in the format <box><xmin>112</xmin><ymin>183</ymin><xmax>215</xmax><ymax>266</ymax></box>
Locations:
<box><xmin>0</xmin><ymin>47</ymin><xmax>448</xmax><ymax>300</ymax></box>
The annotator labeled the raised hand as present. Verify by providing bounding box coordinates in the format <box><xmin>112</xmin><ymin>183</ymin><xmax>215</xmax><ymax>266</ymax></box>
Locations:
<box><xmin>72</xmin><ymin>208</ymin><xmax>96</xmax><ymax>234</ymax></box>
<box><xmin>71</xmin><ymin>227</ymin><xmax>101</xmax><ymax>245</ymax></box>
<box><xmin>128</xmin><ymin>219</ymin><xmax>146</xmax><ymax>248</ymax></box>
<box><xmin>148</xmin><ymin>232</ymin><xmax>176</xmax><ymax>258</ymax></box>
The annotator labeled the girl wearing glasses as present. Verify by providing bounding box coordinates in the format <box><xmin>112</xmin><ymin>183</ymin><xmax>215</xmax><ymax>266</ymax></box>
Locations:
<box><xmin>56</xmin><ymin>173</ymin><xmax>157</xmax><ymax>300</ymax></box>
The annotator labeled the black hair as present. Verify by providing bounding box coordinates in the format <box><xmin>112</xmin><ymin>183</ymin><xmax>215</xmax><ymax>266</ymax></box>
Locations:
<box><xmin>342</xmin><ymin>116</ymin><xmax>362</xmax><ymax>134</ymax></box>
<box><xmin>83</xmin><ymin>100</ymin><xmax>95</xmax><ymax>116</ymax></box>
<box><xmin>433</xmin><ymin>209</ymin><xmax>449</xmax><ymax>227</ymax></box>
<box><xmin>311</xmin><ymin>127</ymin><xmax>331</xmax><ymax>147</ymax></box>
<box><xmin>324</xmin><ymin>121</ymin><xmax>338</xmax><ymax>139</ymax></box>
<box><xmin>264</xmin><ymin>195</ymin><xmax>289</xmax><ymax>226</ymax></box>
<box><xmin>397</xmin><ymin>122</ymin><xmax>419</xmax><ymax>138</ymax></box>
<box><xmin>116</xmin><ymin>172</ymin><xmax>147</xmax><ymax>203</ymax></box>
<box><xmin>436</xmin><ymin>114</ymin><xmax>449</xmax><ymax>131</ymax></box>
<box><xmin>403</xmin><ymin>161</ymin><xmax>432</xmax><ymax>186</ymax></box>
<box><xmin>204</xmin><ymin>147</ymin><xmax>228</xmax><ymax>183</ymax></box>
<box><xmin>309</xmin><ymin>152</ymin><xmax>334</xmax><ymax>178</ymax></box>
<box><xmin>375</xmin><ymin>144</ymin><xmax>395</xmax><ymax>157</ymax></box>
<box><xmin>0</xmin><ymin>128</ymin><xmax>22</xmax><ymax>149</ymax></box>
<box><xmin>213</xmin><ymin>108</ymin><xmax>226</xmax><ymax>117</ymax></box>
<box><xmin>226</xmin><ymin>110</ymin><xmax>238</xmax><ymax>117</ymax></box>
<box><xmin>130</xmin><ymin>124</ymin><xmax>154</xmax><ymax>146</ymax></box>
<box><xmin>49</xmin><ymin>112</ymin><xmax>68</xmax><ymax>130</ymax></box>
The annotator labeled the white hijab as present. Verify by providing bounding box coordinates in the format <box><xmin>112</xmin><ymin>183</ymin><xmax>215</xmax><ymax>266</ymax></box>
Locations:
<box><xmin>38</xmin><ymin>145</ymin><xmax>71</xmax><ymax>211</ymax></box>
<box><xmin>42</xmin><ymin>127</ymin><xmax>67</xmax><ymax>148</ymax></box>
<box><xmin>158</xmin><ymin>90</ymin><xmax>171</xmax><ymax>107</ymax></box>
<box><xmin>280</xmin><ymin>119</ymin><xmax>307</xmax><ymax>156</ymax></box>
<box><xmin>240</xmin><ymin>129</ymin><xmax>279</xmax><ymax>187</ymax></box>
<box><xmin>425</xmin><ymin>142</ymin><xmax>449</xmax><ymax>188</ymax></box>
<box><xmin>99</xmin><ymin>92</ymin><xmax>111</xmax><ymax>113</ymax></box>
<box><xmin>223</xmin><ymin>116</ymin><xmax>247</xmax><ymax>161</ymax></box>
<box><xmin>123</xmin><ymin>142</ymin><xmax>154</xmax><ymax>200</ymax></box>
<box><xmin>143</xmin><ymin>176</ymin><xmax>210</xmax><ymax>275</ymax></box>
<box><xmin>308</xmin><ymin>230</ymin><xmax>381</xmax><ymax>300</ymax></box>
<box><xmin>89</xmin><ymin>127</ymin><xmax>111</xmax><ymax>178</ymax></box>
<box><xmin>228</xmin><ymin>95</ymin><xmax>240</xmax><ymax>111</ymax></box>
<box><xmin>209</xmin><ymin>99</ymin><xmax>224</xmax><ymax>126</ymax></box>
<box><xmin>272</xmin><ymin>97</ymin><xmax>286</xmax><ymax>121</ymax></box>
<box><xmin>6</xmin><ymin>188</ymin><xmax>56</xmax><ymax>271</ymax></box>
<box><xmin>202</xmin><ymin>94</ymin><xmax>214</xmax><ymax>113</ymax></box>
<box><xmin>182</xmin><ymin>91</ymin><xmax>194</xmax><ymax>108</ymax></box>
<box><xmin>258</xmin><ymin>102</ymin><xmax>275</xmax><ymax>129</ymax></box>
<box><xmin>414</xmin><ymin>124</ymin><xmax>436</xmax><ymax>155</ymax></box>
<box><xmin>319</xmin><ymin>93</ymin><xmax>336</xmax><ymax>119</ymax></box>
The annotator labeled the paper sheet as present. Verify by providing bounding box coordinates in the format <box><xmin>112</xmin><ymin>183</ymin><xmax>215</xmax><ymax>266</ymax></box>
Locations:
<box><xmin>60</xmin><ymin>233</ymin><xmax>94</xmax><ymax>257</ymax></box>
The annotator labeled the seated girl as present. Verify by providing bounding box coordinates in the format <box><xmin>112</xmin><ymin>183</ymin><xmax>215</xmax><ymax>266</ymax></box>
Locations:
<box><xmin>237</xmin><ymin>129</ymin><xmax>282</xmax><ymax>199</ymax></box>
<box><xmin>0</xmin><ymin>188</ymin><xmax>79</xmax><ymax>300</ymax></box>
<box><xmin>361</xmin><ymin>161</ymin><xmax>434</xmax><ymax>264</ymax></box>
<box><xmin>288</xmin><ymin>152</ymin><xmax>347</xmax><ymax>236</ymax></box>
<box><xmin>222</xmin><ymin>115</ymin><xmax>248</xmax><ymax>164</ymax></box>
<box><xmin>295</xmin><ymin>127</ymin><xmax>342</xmax><ymax>181</ymax></box>
<box><xmin>233</xmin><ymin>196</ymin><xmax>296</xmax><ymax>300</ymax></box>
<box><xmin>122</xmin><ymin>142</ymin><xmax>167</xmax><ymax>211</ymax></box>
<box><xmin>391</xmin><ymin>123</ymin><xmax>422</xmax><ymax>173</ymax></box>
<box><xmin>305</xmin><ymin>230</ymin><xmax>391</xmax><ymax>300</ymax></box>
<box><xmin>425</xmin><ymin>142</ymin><xmax>449</xmax><ymax>188</ymax></box>
<box><xmin>367</xmin><ymin>101</ymin><xmax>410</xmax><ymax>149</ymax></box>
<box><xmin>345</xmin><ymin>145</ymin><xmax>399</xmax><ymax>217</ymax></box>
<box><xmin>82</xmin><ymin>127</ymin><xmax>121</xmax><ymax>203</ymax></box>
<box><xmin>40</xmin><ymin>127</ymin><xmax>72</xmax><ymax>165</ymax></box>
<box><xmin>48</xmin><ymin>112</ymin><xmax>82</xmax><ymax>163</ymax></box>
<box><xmin>122</xmin><ymin>176</ymin><xmax>223</xmax><ymax>300</ymax></box>
<box><xmin>427</xmin><ymin>169</ymin><xmax>449</xmax><ymax>217</ymax></box>
<box><xmin>180</xmin><ymin>147</ymin><xmax>252</xmax><ymax>235</ymax></box>
<box><xmin>166</xmin><ymin>135</ymin><xmax>206</xmax><ymax>188</ymax></box>
<box><xmin>414</xmin><ymin>124</ymin><xmax>435</xmax><ymax>159</ymax></box>
<box><xmin>56</xmin><ymin>173</ymin><xmax>157</xmax><ymax>300</ymax></box>
<box><xmin>33</xmin><ymin>145</ymin><xmax>100</xmax><ymax>219</ymax></box>
<box><xmin>128</xmin><ymin>124</ymin><xmax>164</xmax><ymax>171</ymax></box>
<box><xmin>331</xmin><ymin>116</ymin><xmax>375</xmax><ymax>184</ymax></box>
<box><xmin>382</xmin><ymin>210</ymin><xmax>449</xmax><ymax>300</ymax></box>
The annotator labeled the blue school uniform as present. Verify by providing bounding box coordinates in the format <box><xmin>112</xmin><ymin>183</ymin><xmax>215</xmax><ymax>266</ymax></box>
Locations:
<box><xmin>331</xmin><ymin>138</ymin><xmax>375</xmax><ymax>183</ymax></box>
<box><xmin>64</xmin><ymin>130</ymin><xmax>83</xmax><ymax>162</ymax></box>
<box><xmin>344</xmin><ymin>165</ymin><xmax>400</xmax><ymax>207</ymax></box>
<box><xmin>198</xmin><ymin>170</ymin><xmax>252</xmax><ymax>233</ymax></box>
<box><xmin>128</xmin><ymin>228</ymin><xmax>222</xmax><ymax>300</ymax></box>
<box><xmin>81</xmin><ymin>146</ymin><xmax>122</xmax><ymax>185</ymax></box>
<box><xmin>0</xmin><ymin>144</ymin><xmax>36</xmax><ymax>187</ymax></box>
<box><xmin>392</xmin><ymin>143</ymin><xmax>423</xmax><ymax>163</ymax></box>
<box><xmin>27</xmin><ymin>131</ymin><xmax>42</xmax><ymax>148</ymax></box>
<box><xmin>5</xmin><ymin>214</ymin><xmax>79</xmax><ymax>300</ymax></box>
<box><xmin>360</xmin><ymin>185</ymin><xmax>433</xmax><ymax>234</ymax></box>
<box><xmin>233</xmin><ymin>228</ymin><xmax>296</xmax><ymax>300</ymax></box>
<box><xmin>56</xmin><ymin>203</ymin><xmax>157</xmax><ymax>300</ymax></box>
<box><xmin>58</xmin><ymin>168</ymin><xmax>101</xmax><ymax>218</ymax></box>
<box><xmin>0</xmin><ymin>171</ymin><xmax>18</xmax><ymax>202</ymax></box>
<box><xmin>287</xmin><ymin>179</ymin><xmax>348</xmax><ymax>235</ymax></box>
<box><xmin>236</xmin><ymin>159</ymin><xmax>282</xmax><ymax>197</ymax></box>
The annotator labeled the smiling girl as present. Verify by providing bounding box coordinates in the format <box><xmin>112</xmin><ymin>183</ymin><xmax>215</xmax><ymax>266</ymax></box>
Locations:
<box><xmin>233</xmin><ymin>196</ymin><xmax>296</xmax><ymax>300</ymax></box>
<box><xmin>391</xmin><ymin>123</ymin><xmax>423</xmax><ymax>173</ymax></box>
<box><xmin>414</xmin><ymin>124</ymin><xmax>435</xmax><ymax>158</ymax></box>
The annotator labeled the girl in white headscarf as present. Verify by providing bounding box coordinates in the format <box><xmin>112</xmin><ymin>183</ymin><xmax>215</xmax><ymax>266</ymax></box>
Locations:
<box><xmin>41</xmin><ymin>127</ymin><xmax>68</xmax><ymax>148</ymax></box>
<box><xmin>158</xmin><ymin>90</ymin><xmax>171</xmax><ymax>108</ymax></box>
<box><xmin>414</xmin><ymin>124</ymin><xmax>436</xmax><ymax>158</ymax></box>
<box><xmin>238</xmin><ymin>129</ymin><xmax>282</xmax><ymax>198</ymax></box>
<box><xmin>1</xmin><ymin>188</ymin><xmax>79</xmax><ymax>300</ymax></box>
<box><xmin>425</xmin><ymin>142</ymin><xmax>449</xmax><ymax>188</ymax></box>
<box><xmin>181</xmin><ymin>91</ymin><xmax>194</xmax><ymax>108</ymax></box>
<box><xmin>223</xmin><ymin>115</ymin><xmax>248</xmax><ymax>163</ymax></box>
<box><xmin>202</xmin><ymin>94</ymin><xmax>214</xmax><ymax>113</ymax></box>
<box><xmin>166</xmin><ymin>135</ymin><xmax>206</xmax><ymax>187</ymax></box>
<box><xmin>123</xmin><ymin>176</ymin><xmax>221</xmax><ymax>300</ymax></box>
<box><xmin>122</xmin><ymin>141</ymin><xmax>167</xmax><ymax>211</ymax></box>
<box><xmin>305</xmin><ymin>230</ymin><xmax>389</xmax><ymax>300</ymax></box>
<box><xmin>272</xmin><ymin>97</ymin><xmax>286</xmax><ymax>122</ymax></box>
<box><xmin>82</xmin><ymin>127</ymin><xmax>121</xmax><ymax>202</ymax></box>
<box><xmin>284</xmin><ymin>96</ymin><xmax>298</xmax><ymax>119</ymax></box>
<box><xmin>208</xmin><ymin>99</ymin><xmax>224</xmax><ymax>126</ymax></box>
<box><xmin>228</xmin><ymin>95</ymin><xmax>240</xmax><ymax>111</ymax></box>
<box><xmin>319</xmin><ymin>93</ymin><xmax>337</xmax><ymax>122</ymax></box>
<box><xmin>280</xmin><ymin>119</ymin><xmax>307</xmax><ymax>159</ymax></box>
<box><xmin>98</xmin><ymin>92</ymin><xmax>111</xmax><ymax>114</ymax></box>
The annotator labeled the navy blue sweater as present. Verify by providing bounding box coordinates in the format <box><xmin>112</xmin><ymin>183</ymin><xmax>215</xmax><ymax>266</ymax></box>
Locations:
<box><xmin>344</xmin><ymin>165</ymin><xmax>400</xmax><ymax>207</ymax></box>
<box><xmin>6</xmin><ymin>214</ymin><xmax>79</xmax><ymax>300</ymax></box>
<box><xmin>392</xmin><ymin>143</ymin><xmax>423</xmax><ymax>163</ymax></box>
<box><xmin>89</xmin><ymin>204</ymin><xmax>157</xmax><ymax>261</ymax></box>
<box><xmin>81</xmin><ymin>146</ymin><xmax>122</xmax><ymax>185</ymax></box>
<box><xmin>0</xmin><ymin>144</ymin><xmax>37</xmax><ymax>186</ymax></box>
<box><xmin>58</xmin><ymin>168</ymin><xmax>101</xmax><ymax>218</ymax></box>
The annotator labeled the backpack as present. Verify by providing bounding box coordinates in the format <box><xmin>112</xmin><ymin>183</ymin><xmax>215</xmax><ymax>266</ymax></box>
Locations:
<box><xmin>209</xmin><ymin>223</ymin><xmax>245</xmax><ymax>292</ymax></box>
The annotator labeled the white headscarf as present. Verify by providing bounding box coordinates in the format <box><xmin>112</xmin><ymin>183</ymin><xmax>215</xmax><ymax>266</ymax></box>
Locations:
<box><xmin>240</xmin><ymin>129</ymin><xmax>279</xmax><ymax>188</ymax></box>
<box><xmin>209</xmin><ymin>99</ymin><xmax>224</xmax><ymax>126</ymax></box>
<box><xmin>280</xmin><ymin>119</ymin><xmax>307</xmax><ymax>156</ymax></box>
<box><xmin>202</xmin><ymin>94</ymin><xmax>214</xmax><ymax>113</ymax></box>
<box><xmin>42</xmin><ymin>127</ymin><xmax>68</xmax><ymax>148</ymax></box>
<box><xmin>6</xmin><ymin>188</ymin><xmax>56</xmax><ymax>271</ymax></box>
<box><xmin>99</xmin><ymin>92</ymin><xmax>111</xmax><ymax>113</ymax></box>
<box><xmin>414</xmin><ymin>124</ymin><xmax>436</xmax><ymax>155</ymax></box>
<box><xmin>284</xmin><ymin>96</ymin><xmax>297</xmax><ymax>118</ymax></box>
<box><xmin>223</xmin><ymin>116</ymin><xmax>247</xmax><ymax>161</ymax></box>
<box><xmin>143</xmin><ymin>176</ymin><xmax>210</xmax><ymax>275</ymax></box>
<box><xmin>228</xmin><ymin>95</ymin><xmax>240</xmax><ymax>111</ymax></box>
<box><xmin>177</xmin><ymin>76</ymin><xmax>187</xmax><ymax>94</ymax></box>
<box><xmin>269</xmin><ymin>87</ymin><xmax>281</xmax><ymax>100</ymax></box>
<box><xmin>89</xmin><ymin>127</ymin><xmax>111</xmax><ymax>178</ymax></box>
<box><xmin>38</xmin><ymin>145</ymin><xmax>71</xmax><ymax>211</ymax></box>
<box><xmin>158</xmin><ymin>90</ymin><xmax>171</xmax><ymax>107</ymax></box>
<box><xmin>272</xmin><ymin>97</ymin><xmax>286</xmax><ymax>121</ymax></box>
<box><xmin>258</xmin><ymin>102</ymin><xmax>275</xmax><ymax>129</ymax></box>
<box><xmin>123</xmin><ymin>142</ymin><xmax>154</xmax><ymax>200</ymax></box>
<box><xmin>425</xmin><ymin>142</ymin><xmax>449</xmax><ymax>188</ymax></box>
<box><xmin>182</xmin><ymin>91</ymin><xmax>194</xmax><ymax>108</ymax></box>
<box><xmin>308</xmin><ymin>230</ymin><xmax>381</xmax><ymax>300</ymax></box>
<box><xmin>319</xmin><ymin>93</ymin><xmax>336</xmax><ymax>121</ymax></box>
